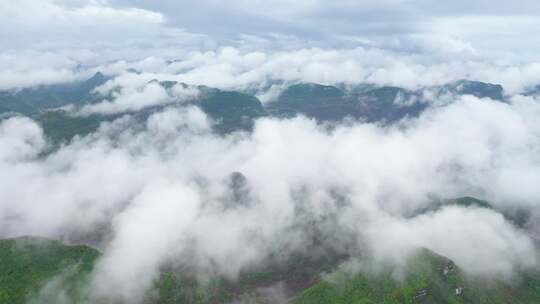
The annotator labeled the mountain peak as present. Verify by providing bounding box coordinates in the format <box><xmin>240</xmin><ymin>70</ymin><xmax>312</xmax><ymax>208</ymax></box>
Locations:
<box><xmin>84</xmin><ymin>72</ymin><xmax>107</xmax><ymax>88</ymax></box>
<box><xmin>448</xmin><ymin>80</ymin><xmax>504</xmax><ymax>101</ymax></box>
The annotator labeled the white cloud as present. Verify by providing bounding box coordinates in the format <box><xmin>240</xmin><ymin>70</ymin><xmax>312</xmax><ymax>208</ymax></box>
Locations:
<box><xmin>2</xmin><ymin>94</ymin><xmax>540</xmax><ymax>301</ymax></box>
<box><xmin>366</xmin><ymin>206</ymin><xmax>537</xmax><ymax>278</ymax></box>
<box><xmin>428</xmin><ymin>15</ymin><xmax>540</xmax><ymax>63</ymax></box>
<box><xmin>79</xmin><ymin>82</ymin><xmax>170</xmax><ymax>115</ymax></box>
<box><xmin>0</xmin><ymin>117</ymin><xmax>45</xmax><ymax>162</ymax></box>
<box><xmin>2</xmin><ymin>46</ymin><xmax>540</xmax><ymax>98</ymax></box>
<box><xmin>76</xmin><ymin>73</ymin><xmax>200</xmax><ymax>115</ymax></box>
<box><xmin>0</xmin><ymin>0</ymin><xmax>165</xmax><ymax>27</ymax></box>
<box><xmin>92</xmin><ymin>47</ymin><xmax>540</xmax><ymax>94</ymax></box>
<box><xmin>0</xmin><ymin>0</ymin><xmax>208</xmax><ymax>61</ymax></box>
<box><xmin>91</xmin><ymin>179</ymin><xmax>200</xmax><ymax>302</ymax></box>
<box><xmin>0</xmin><ymin>52</ymin><xmax>82</xmax><ymax>90</ymax></box>
<box><xmin>72</xmin><ymin>4</ymin><xmax>164</xmax><ymax>23</ymax></box>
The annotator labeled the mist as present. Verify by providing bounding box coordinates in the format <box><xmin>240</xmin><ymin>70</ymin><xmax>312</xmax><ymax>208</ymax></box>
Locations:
<box><xmin>1</xmin><ymin>88</ymin><xmax>540</xmax><ymax>302</ymax></box>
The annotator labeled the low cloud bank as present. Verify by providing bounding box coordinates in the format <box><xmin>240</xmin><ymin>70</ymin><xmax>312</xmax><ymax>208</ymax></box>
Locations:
<box><xmin>1</xmin><ymin>93</ymin><xmax>540</xmax><ymax>302</ymax></box>
<box><xmin>78</xmin><ymin>77</ymin><xmax>200</xmax><ymax>115</ymax></box>
<box><xmin>3</xmin><ymin>47</ymin><xmax>540</xmax><ymax>96</ymax></box>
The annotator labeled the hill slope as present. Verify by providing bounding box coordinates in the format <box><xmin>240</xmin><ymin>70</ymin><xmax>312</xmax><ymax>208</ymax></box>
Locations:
<box><xmin>292</xmin><ymin>248</ymin><xmax>540</xmax><ymax>304</ymax></box>
<box><xmin>1</xmin><ymin>235</ymin><xmax>539</xmax><ymax>304</ymax></box>
<box><xmin>0</xmin><ymin>237</ymin><xmax>99</xmax><ymax>304</ymax></box>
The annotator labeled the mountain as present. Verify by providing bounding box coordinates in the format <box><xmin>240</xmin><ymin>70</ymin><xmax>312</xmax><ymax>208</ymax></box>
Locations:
<box><xmin>0</xmin><ymin>236</ymin><xmax>334</xmax><ymax>304</ymax></box>
<box><xmin>292</xmin><ymin>248</ymin><xmax>540</xmax><ymax>304</ymax></box>
<box><xmin>442</xmin><ymin>80</ymin><xmax>505</xmax><ymax>101</ymax></box>
<box><xmin>0</xmin><ymin>237</ymin><xmax>99</xmax><ymax>304</ymax></box>
<box><xmin>0</xmin><ymin>104</ymin><xmax>10</xmax><ymax>114</ymax></box>
<box><xmin>411</xmin><ymin>196</ymin><xmax>534</xmax><ymax>229</ymax></box>
<box><xmin>32</xmin><ymin>86</ymin><xmax>267</xmax><ymax>144</ymax></box>
<box><xmin>267</xmin><ymin>80</ymin><xmax>506</xmax><ymax>124</ymax></box>
<box><xmin>193</xmin><ymin>86</ymin><xmax>267</xmax><ymax>133</ymax></box>
<box><xmin>1</xmin><ymin>78</ymin><xmax>509</xmax><ymax>144</ymax></box>
<box><xmin>350</xmin><ymin>86</ymin><xmax>427</xmax><ymax>122</ymax></box>
<box><xmin>523</xmin><ymin>85</ymin><xmax>540</xmax><ymax>97</ymax></box>
<box><xmin>1</xmin><ymin>233</ymin><xmax>539</xmax><ymax>304</ymax></box>
<box><xmin>267</xmin><ymin>83</ymin><xmax>426</xmax><ymax>123</ymax></box>
<box><xmin>0</xmin><ymin>195</ymin><xmax>538</xmax><ymax>303</ymax></box>
<box><xmin>266</xmin><ymin>83</ymin><xmax>350</xmax><ymax>121</ymax></box>
<box><xmin>411</xmin><ymin>197</ymin><xmax>494</xmax><ymax>219</ymax></box>
<box><xmin>90</xmin><ymin>79</ymin><xmax>267</xmax><ymax>134</ymax></box>
<box><xmin>36</xmin><ymin>110</ymin><xmax>115</xmax><ymax>143</ymax></box>
<box><xmin>0</xmin><ymin>72</ymin><xmax>109</xmax><ymax>115</ymax></box>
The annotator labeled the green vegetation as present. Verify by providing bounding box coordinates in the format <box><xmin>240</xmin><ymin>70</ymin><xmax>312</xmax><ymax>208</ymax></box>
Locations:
<box><xmin>412</xmin><ymin>196</ymin><xmax>494</xmax><ymax>219</ymax></box>
<box><xmin>35</xmin><ymin>110</ymin><xmax>110</xmax><ymax>144</ymax></box>
<box><xmin>0</xmin><ymin>237</ymin><xmax>99</xmax><ymax>304</ymax></box>
<box><xmin>195</xmin><ymin>87</ymin><xmax>267</xmax><ymax>133</ymax></box>
<box><xmin>23</xmin><ymin>82</ymin><xmax>269</xmax><ymax>144</ymax></box>
<box><xmin>453</xmin><ymin>197</ymin><xmax>493</xmax><ymax>209</ymax></box>
<box><xmin>292</xmin><ymin>249</ymin><xmax>540</xmax><ymax>304</ymax></box>
<box><xmin>267</xmin><ymin>83</ymin><xmax>427</xmax><ymax>123</ymax></box>
<box><xmin>0</xmin><ymin>237</ymin><xmax>327</xmax><ymax>304</ymax></box>
<box><xmin>1</xmin><ymin>78</ymin><xmax>511</xmax><ymax>143</ymax></box>
<box><xmin>153</xmin><ymin>273</ymin><xmax>236</xmax><ymax>304</ymax></box>
<box><xmin>267</xmin><ymin>80</ymin><xmax>507</xmax><ymax>123</ymax></box>
<box><xmin>445</xmin><ymin>80</ymin><xmax>504</xmax><ymax>101</ymax></box>
<box><xmin>292</xmin><ymin>249</ymin><xmax>465</xmax><ymax>304</ymax></box>
<box><xmin>0</xmin><ymin>73</ymin><xmax>108</xmax><ymax>115</ymax></box>
<box><xmin>1</xmin><ymin>235</ymin><xmax>539</xmax><ymax>303</ymax></box>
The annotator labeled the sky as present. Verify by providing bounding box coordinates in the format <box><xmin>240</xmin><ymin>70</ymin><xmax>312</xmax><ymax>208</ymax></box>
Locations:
<box><xmin>2</xmin><ymin>0</ymin><xmax>540</xmax><ymax>62</ymax></box>
<box><xmin>2</xmin><ymin>0</ymin><xmax>540</xmax><ymax>93</ymax></box>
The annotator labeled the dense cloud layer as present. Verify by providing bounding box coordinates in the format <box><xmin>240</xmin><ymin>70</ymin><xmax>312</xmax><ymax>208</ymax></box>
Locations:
<box><xmin>2</xmin><ymin>93</ymin><xmax>540</xmax><ymax>302</ymax></box>
<box><xmin>3</xmin><ymin>47</ymin><xmax>540</xmax><ymax>99</ymax></box>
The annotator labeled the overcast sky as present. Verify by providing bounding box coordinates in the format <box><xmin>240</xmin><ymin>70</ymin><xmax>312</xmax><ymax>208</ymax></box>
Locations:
<box><xmin>2</xmin><ymin>0</ymin><xmax>540</xmax><ymax>63</ymax></box>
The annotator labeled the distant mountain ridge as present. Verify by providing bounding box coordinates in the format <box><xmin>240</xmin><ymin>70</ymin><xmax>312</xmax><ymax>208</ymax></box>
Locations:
<box><xmin>0</xmin><ymin>74</ymin><xmax>531</xmax><ymax>144</ymax></box>
<box><xmin>0</xmin><ymin>72</ymin><xmax>109</xmax><ymax>115</ymax></box>
<box><xmin>267</xmin><ymin>80</ymin><xmax>505</xmax><ymax>123</ymax></box>
<box><xmin>524</xmin><ymin>85</ymin><xmax>540</xmax><ymax>97</ymax></box>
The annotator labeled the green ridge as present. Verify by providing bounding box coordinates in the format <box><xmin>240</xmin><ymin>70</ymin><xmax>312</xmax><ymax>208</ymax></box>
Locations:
<box><xmin>0</xmin><ymin>237</ymin><xmax>99</xmax><ymax>304</ymax></box>
<box><xmin>292</xmin><ymin>248</ymin><xmax>540</xmax><ymax>304</ymax></box>
<box><xmin>1</xmin><ymin>196</ymin><xmax>539</xmax><ymax>304</ymax></box>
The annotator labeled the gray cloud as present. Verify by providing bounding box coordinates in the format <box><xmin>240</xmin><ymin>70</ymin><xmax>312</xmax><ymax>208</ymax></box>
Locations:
<box><xmin>3</xmin><ymin>0</ymin><xmax>540</xmax><ymax>63</ymax></box>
